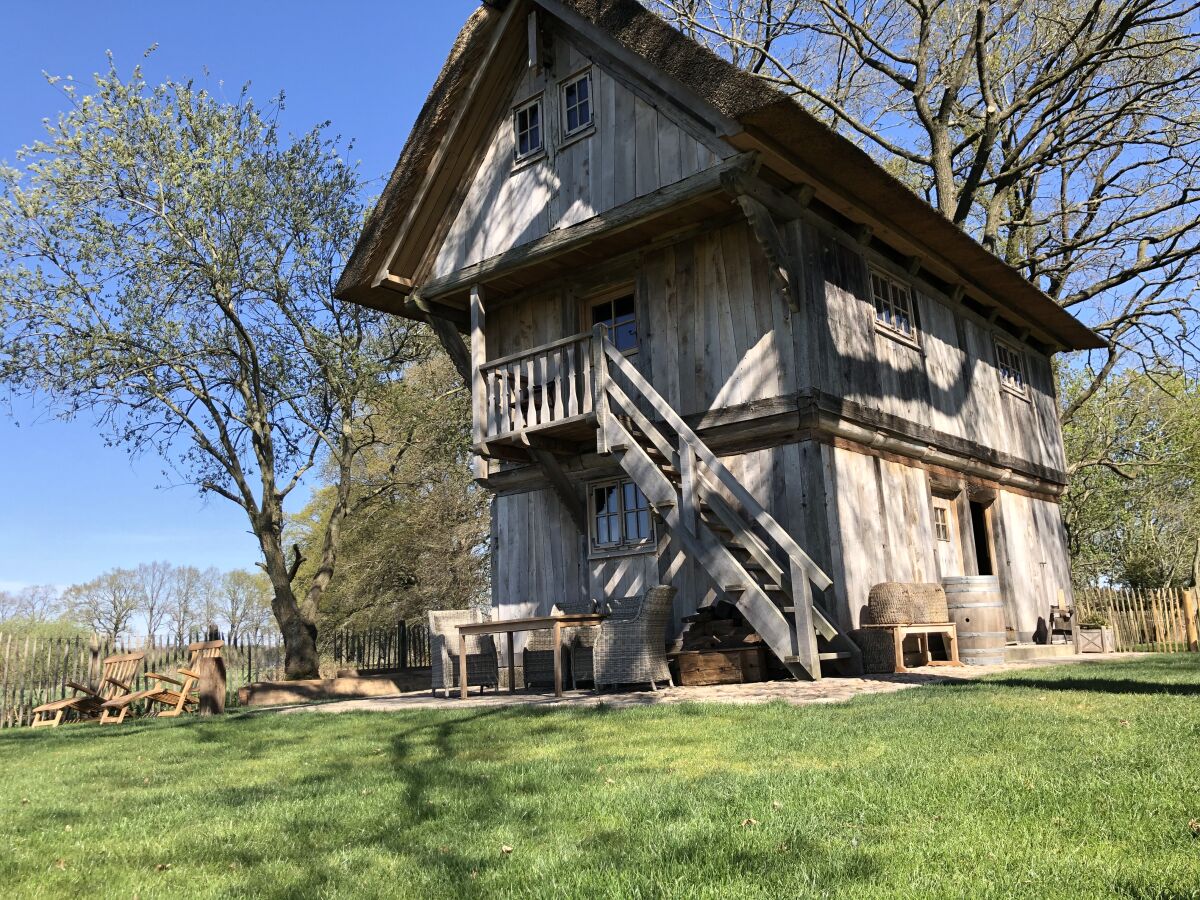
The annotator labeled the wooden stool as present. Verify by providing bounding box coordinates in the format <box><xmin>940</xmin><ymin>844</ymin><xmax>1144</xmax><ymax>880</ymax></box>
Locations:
<box><xmin>857</xmin><ymin>623</ymin><xmax>966</xmax><ymax>674</ymax></box>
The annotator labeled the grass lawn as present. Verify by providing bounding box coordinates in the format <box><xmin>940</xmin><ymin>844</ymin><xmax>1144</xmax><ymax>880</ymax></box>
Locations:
<box><xmin>2</xmin><ymin>657</ymin><xmax>1198</xmax><ymax>899</ymax></box>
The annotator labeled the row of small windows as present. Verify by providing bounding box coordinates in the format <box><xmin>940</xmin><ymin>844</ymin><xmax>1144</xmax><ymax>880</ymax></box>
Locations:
<box><xmin>869</xmin><ymin>267</ymin><xmax>1029</xmax><ymax>397</ymax></box>
<box><xmin>513</xmin><ymin>70</ymin><xmax>593</xmax><ymax>163</ymax></box>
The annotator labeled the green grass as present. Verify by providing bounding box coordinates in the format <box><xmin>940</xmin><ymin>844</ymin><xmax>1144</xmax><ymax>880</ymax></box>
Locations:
<box><xmin>2</xmin><ymin>657</ymin><xmax>1199</xmax><ymax>899</ymax></box>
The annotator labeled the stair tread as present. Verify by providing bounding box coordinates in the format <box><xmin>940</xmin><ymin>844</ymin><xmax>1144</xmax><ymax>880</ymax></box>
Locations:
<box><xmin>785</xmin><ymin>652</ymin><xmax>852</xmax><ymax>663</ymax></box>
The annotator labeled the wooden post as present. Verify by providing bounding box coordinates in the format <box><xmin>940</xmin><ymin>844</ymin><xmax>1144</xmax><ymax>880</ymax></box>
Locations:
<box><xmin>553</xmin><ymin>621</ymin><xmax>564</xmax><ymax>698</ymax></box>
<box><xmin>195</xmin><ymin>656</ymin><xmax>227</xmax><ymax>716</ymax></box>
<box><xmin>507</xmin><ymin>631</ymin><xmax>516</xmax><ymax>694</ymax></box>
<box><xmin>470</xmin><ymin>285</ymin><xmax>487</xmax><ymax>480</ymax></box>
<box><xmin>591</xmin><ymin>324</ymin><xmax>610</xmax><ymax>454</ymax></box>
<box><xmin>1183</xmin><ymin>589</ymin><xmax>1199</xmax><ymax>652</ymax></box>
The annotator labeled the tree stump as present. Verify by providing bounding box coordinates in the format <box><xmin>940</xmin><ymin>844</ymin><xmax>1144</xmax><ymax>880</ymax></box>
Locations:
<box><xmin>194</xmin><ymin>656</ymin><xmax>227</xmax><ymax>716</ymax></box>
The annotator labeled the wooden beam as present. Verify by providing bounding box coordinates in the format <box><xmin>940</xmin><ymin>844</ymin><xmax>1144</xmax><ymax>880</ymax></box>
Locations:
<box><xmin>528</xmin><ymin>448</ymin><xmax>588</xmax><ymax>535</ymax></box>
<box><xmin>734</xmin><ymin>193</ymin><xmax>800</xmax><ymax>312</ymax></box>
<box><xmin>527</xmin><ymin>9</ymin><xmax>538</xmax><ymax>69</ymax></box>
<box><xmin>720</xmin><ymin>170</ymin><xmax>809</xmax><ymax>221</ymax></box>
<box><xmin>470</xmin><ymin>285</ymin><xmax>487</xmax><ymax>465</ymax></box>
<box><xmin>419</xmin><ymin>152</ymin><xmax>759</xmax><ymax>301</ymax></box>
<box><xmin>424</xmin><ymin>313</ymin><xmax>471</xmax><ymax>384</ymax></box>
<box><xmin>518</xmin><ymin>432</ymin><xmax>582</xmax><ymax>456</ymax></box>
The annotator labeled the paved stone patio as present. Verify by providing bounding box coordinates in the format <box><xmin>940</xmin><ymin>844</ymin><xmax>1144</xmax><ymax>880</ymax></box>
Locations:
<box><xmin>268</xmin><ymin>652</ymin><xmax>1143</xmax><ymax>716</ymax></box>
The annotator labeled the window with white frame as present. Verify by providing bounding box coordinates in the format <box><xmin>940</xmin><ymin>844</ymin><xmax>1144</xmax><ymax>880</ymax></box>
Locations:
<box><xmin>994</xmin><ymin>338</ymin><xmax>1028</xmax><ymax>396</ymax></box>
<box><xmin>513</xmin><ymin>96</ymin><xmax>543</xmax><ymax>162</ymax></box>
<box><xmin>590</xmin><ymin>478</ymin><xmax>654</xmax><ymax>553</ymax></box>
<box><xmin>933</xmin><ymin>506</ymin><xmax>951</xmax><ymax>542</ymax></box>
<box><xmin>561</xmin><ymin>70</ymin><xmax>593</xmax><ymax>137</ymax></box>
<box><xmin>869</xmin><ymin>268</ymin><xmax>918</xmax><ymax>342</ymax></box>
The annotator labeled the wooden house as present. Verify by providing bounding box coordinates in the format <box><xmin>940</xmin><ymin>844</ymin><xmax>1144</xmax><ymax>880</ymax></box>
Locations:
<box><xmin>335</xmin><ymin>0</ymin><xmax>1104</xmax><ymax>679</ymax></box>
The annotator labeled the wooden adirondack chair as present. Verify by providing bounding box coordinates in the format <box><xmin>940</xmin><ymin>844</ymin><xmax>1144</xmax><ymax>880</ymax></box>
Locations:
<box><xmin>103</xmin><ymin>639</ymin><xmax>225</xmax><ymax>720</ymax></box>
<box><xmin>30</xmin><ymin>651</ymin><xmax>145</xmax><ymax>728</ymax></box>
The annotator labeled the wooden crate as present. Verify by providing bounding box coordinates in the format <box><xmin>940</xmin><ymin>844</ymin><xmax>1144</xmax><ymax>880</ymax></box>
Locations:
<box><xmin>672</xmin><ymin>647</ymin><xmax>767</xmax><ymax>686</ymax></box>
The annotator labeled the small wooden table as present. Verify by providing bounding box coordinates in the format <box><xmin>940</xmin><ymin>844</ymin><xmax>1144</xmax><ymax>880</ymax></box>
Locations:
<box><xmin>858</xmin><ymin>623</ymin><xmax>966</xmax><ymax>674</ymax></box>
<box><xmin>456</xmin><ymin>613</ymin><xmax>607</xmax><ymax>699</ymax></box>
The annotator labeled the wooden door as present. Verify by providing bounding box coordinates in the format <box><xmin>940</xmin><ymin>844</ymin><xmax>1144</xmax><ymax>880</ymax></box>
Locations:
<box><xmin>931</xmin><ymin>496</ymin><xmax>964</xmax><ymax>578</ymax></box>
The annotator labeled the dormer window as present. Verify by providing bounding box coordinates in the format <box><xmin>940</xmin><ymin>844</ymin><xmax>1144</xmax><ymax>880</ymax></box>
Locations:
<box><xmin>994</xmin><ymin>338</ymin><xmax>1028</xmax><ymax>397</ymax></box>
<box><xmin>870</xmin><ymin>268</ymin><xmax>918</xmax><ymax>344</ymax></box>
<box><xmin>561</xmin><ymin>70</ymin><xmax>593</xmax><ymax>137</ymax></box>
<box><xmin>513</xmin><ymin>96</ymin><xmax>543</xmax><ymax>162</ymax></box>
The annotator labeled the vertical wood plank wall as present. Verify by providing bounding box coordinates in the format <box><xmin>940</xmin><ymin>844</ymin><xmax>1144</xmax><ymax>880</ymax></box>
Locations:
<box><xmin>433</xmin><ymin>31</ymin><xmax>725</xmax><ymax>279</ymax></box>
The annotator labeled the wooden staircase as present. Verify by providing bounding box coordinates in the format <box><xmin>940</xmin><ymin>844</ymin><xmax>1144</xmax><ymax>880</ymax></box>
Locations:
<box><xmin>590</xmin><ymin>325</ymin><xmax>861</xmax><ymax>680</ymax></box>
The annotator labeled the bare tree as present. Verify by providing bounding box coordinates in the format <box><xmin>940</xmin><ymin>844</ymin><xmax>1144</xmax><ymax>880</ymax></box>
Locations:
<box><xmin>65</xmin><ymin>569</ymin><xmax>140</xmax><ymax>643</ymax></box>
<box><xmin>133</xmin><ymin>561</ymin><xmax>173</xmax><ymax>639</ymax></box>
<box><xmin>0</xmin><ymin>584</ymin><xmax>63</xmax><ymax>624</ymax></box>
<box><xmin>650</xmin><ymin>0</ymin><xmax>1200</xmax><ymax>434</ymax></box>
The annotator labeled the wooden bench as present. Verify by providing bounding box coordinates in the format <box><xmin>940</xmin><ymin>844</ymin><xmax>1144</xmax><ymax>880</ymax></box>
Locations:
<box><xmin>857</xmin><ymin>623</ymin><xmax>966</xmax><ymax>674</ymax></box>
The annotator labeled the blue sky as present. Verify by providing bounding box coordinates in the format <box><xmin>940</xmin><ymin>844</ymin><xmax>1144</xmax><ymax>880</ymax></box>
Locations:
<box><xmin>0</xmin><ymin>1</ymin><xmax>477</xmax><ymax>590</ymax></box>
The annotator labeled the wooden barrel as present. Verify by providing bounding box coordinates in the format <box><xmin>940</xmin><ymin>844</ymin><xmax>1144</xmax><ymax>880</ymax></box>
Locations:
<box><xmin>943</xmin><ymin>576</ymin><xmax>1006</xmax><ymax>665</ymax></box>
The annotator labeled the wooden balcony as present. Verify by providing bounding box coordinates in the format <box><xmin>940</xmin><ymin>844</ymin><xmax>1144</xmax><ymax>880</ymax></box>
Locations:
<box><xmin>474</xmin><ymin>331</ymin><xmax>598</xmax><ymax>452</ymax></box>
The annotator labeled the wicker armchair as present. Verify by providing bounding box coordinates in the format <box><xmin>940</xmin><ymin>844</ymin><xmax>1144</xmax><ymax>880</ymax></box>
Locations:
<box><xmin>593</xmin><ymin>585</ymin><xmax>677</xmax><ymax>691</ymax></box>
<box><xmin>523</xmin><ymin>606</ymin><xmax>572</xmax><ymax>689</ymax></box>
<box><xmin>428</xmin><ymin>609</ymin><xmax>499</xmax><ymax>698</ymax></box>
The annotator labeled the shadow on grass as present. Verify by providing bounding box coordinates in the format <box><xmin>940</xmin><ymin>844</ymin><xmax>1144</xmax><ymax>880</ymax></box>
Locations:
<box><xmin>980</xmin><ymin>676</ymin><xmax>1200</xmax><ymax>697</ymax></box>
<box><xmin>357</xmin><ymin>702</ymin><xmax>881</xmax><ymax>892</ymax></box>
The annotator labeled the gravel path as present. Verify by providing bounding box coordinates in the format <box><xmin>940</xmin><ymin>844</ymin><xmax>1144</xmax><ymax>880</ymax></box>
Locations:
<box><xmin>266</xmin><ymin>652</ymin><xmax>1145</xmax><ymax>715</ymax></box>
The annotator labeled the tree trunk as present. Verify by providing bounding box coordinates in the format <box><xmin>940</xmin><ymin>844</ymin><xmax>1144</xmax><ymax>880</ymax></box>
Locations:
<box><xmin>260</xmin><ymin>531</ymin><xmax>320</xmax><ymax>679</ymax></box>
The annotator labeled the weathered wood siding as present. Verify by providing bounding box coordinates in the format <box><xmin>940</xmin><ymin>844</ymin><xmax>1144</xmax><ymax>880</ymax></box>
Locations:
<box><xmin>790</xmin><ymin>219</ymin><xmax>1067</xmax><ymax>474</ymax></box>
<box><xmin>432</xmin><ymin>31</ymin><xmax>725</xmax><ymax>279</ymax></box>
<box><xmin>491</xmin><ymin>488</ymin><xmax>588</xmax><ymax>654</ymax></box>
<box><xmin>639</xmin><ymin>222</ymin><xmax>795</xmax><ymax>418</ymax></box>
<box><xmin>991</xmin><ymin>490</ymin><xmax>1074</xmax><ymax>639</ymax></box>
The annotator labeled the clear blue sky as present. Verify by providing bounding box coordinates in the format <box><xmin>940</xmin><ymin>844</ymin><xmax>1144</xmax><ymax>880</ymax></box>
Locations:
<box><xmin>0</xmin><ymin>1</ymin><xmax>477</xmax><ymax>591</ymax></box>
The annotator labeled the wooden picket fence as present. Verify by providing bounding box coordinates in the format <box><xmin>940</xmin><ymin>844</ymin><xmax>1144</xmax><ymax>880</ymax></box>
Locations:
<box><xmin>328</xmin><ymin>621</ymin><xmax>430</xmax><ymax>671</ymax></box>
<box><xmin>0</xmin><ymin>631</ymin><xmax>285</xmax><ymax>728</ymax></box>
<box><xmin>1075</xmin><ymin>587</ymin><xmax>1200</xmax><ymax>654</ymax></box>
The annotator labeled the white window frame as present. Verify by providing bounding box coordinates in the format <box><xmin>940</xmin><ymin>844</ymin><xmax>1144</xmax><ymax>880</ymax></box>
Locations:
<box><xmin>588</xmin><ymin>477</ymin><xmax>655</xmax><ymax>556</ymax></box>
<box><xmin>994</xmin><ymin>337</ymin><xmax>1029</xmax><ymax>399</ymax></box>
<box><xmin>869</xmin><ymin>267</ymin><xmax>919</xmax><ymax>346</ymax></box>
<box><xmin>933</xmin><ymin>506</ymin><xmax>951</xmax><ymax>542</ymax></box>
<box><xmin>560</xmin><ymin>69</ymin><xmax>594</xmax><ymax>140</ymax></box>
<box><xmin>512</xmin><ymin>95</ymin><xmax>544</xmax><ymax>164</ymax></box>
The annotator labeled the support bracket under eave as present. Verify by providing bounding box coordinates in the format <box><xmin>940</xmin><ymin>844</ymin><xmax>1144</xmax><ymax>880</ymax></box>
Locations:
<box><xmin>733</xmin><ymin>193</ymin><xmax>801</xmax><ymax>312</ymax></box>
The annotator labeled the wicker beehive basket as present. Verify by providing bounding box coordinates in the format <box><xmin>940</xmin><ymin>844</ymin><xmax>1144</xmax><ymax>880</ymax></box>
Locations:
<box><xmin>910</xmin><ymin>583</ymin><xmax>949</xmax><ymax>623</ymax></box>
<box><xmin>867</xmin><ymin>582</ymin><xmax>913</xmax><ymax>625</ymax></box>
<box><xmin>853</xmin><ymin>629</ymin><xmax>897</xmax><ymax>674</ymax></box>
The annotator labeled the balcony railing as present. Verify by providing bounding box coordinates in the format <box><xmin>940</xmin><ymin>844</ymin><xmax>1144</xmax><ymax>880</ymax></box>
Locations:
<box><xmin>478</xmin><ymin>331</ymin><xmax>595</xmax><ymax>442</ymax></box>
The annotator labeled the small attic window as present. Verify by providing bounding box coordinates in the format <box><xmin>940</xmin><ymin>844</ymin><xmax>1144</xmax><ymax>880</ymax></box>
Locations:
<box><xmin>994</xmin><ymin>338</ymin><xmax>1029</xmax><ymax>398</ymax></box>
<box><xmin>561</xmin><ymin>70</ymin><xmax>593</xmax><ymax>137</ymax></box>
<box><xmin>513</xmin><ymin>96</ymin><xmax>543</xmax><ymax>162</ymax></box>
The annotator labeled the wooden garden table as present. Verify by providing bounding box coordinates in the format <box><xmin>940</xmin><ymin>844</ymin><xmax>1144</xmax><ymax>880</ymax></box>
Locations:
<box><xmin>858</xmin><ymin>622</ymin><xmax>966</xmax><ymax>674</ymax></box>
<box><xmin>456</xmin><ymin>613</ymin><xmax>607</xmax><ymax>699</ymax></box>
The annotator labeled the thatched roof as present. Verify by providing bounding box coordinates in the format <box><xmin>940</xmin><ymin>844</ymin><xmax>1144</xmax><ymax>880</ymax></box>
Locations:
<box><xmin>336</xmin><ymin>0</ymin><xmax>1103</xmax><ymax>352</ymax></box>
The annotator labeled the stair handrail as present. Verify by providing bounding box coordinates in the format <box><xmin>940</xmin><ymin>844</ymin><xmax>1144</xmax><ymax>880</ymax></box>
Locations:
<box><xmin>594</xmin><ymin>327</ymin><xmax>832</xmax><ymax>593</ymax></box>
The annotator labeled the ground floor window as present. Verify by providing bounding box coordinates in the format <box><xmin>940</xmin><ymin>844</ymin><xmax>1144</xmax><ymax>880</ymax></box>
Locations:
<box><xmin>590</xmin><ymin>478</ymin><xmax>653</xmax><ymax>553</ymax></box>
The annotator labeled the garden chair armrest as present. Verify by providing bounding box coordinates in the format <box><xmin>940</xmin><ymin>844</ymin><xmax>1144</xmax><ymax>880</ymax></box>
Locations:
<box><xmin>176</xmin><ymin>668</ymin><xmax>200</xmax><ymax>680</ymax></box>
<box><xmin>104</xmin><ymin>676</ymin><xmax>134</xmax><ymax>691</ymax></box>
<box><xmin>145</xmin><ymin>672</ymin><xmax>184</xmax><ymax>686</ymax></box>
<box><xmin>66</xmin><ymin>680</ymin><xmax>97</xmax><ymax>696</ymax></box>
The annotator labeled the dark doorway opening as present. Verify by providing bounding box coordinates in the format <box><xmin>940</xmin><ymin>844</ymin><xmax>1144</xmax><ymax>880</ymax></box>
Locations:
<box><xmin>970</xmin><ymin>501</ymin><xmax>994</xmax><ymax>576</ymax></box>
